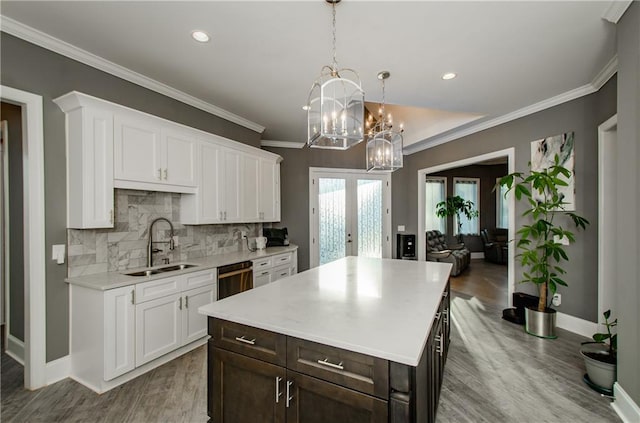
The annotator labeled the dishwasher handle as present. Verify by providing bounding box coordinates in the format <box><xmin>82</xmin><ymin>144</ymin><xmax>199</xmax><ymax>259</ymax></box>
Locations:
<box><xmin>218</xmin><ymin>267</ymin><xmax>253</xmax><ymax>279</ymax></box>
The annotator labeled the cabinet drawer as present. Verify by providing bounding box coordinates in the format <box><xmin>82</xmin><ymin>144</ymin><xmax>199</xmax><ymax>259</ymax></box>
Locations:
<box><xmin>183</xmin><ymin>268</ymin><xmax>216</xmax><ymax>291</ymax></box>
<box><xmin>252</xmin><ymin>257</ymin><xmax>272</xmax><ymax>270</ymax></box>
<box><xmin>271</xmin><ymin>253</ymin><xmax>291</xmax><ymax>267</ymax></box>
<box><xmin>135</xmin><ymin>276</ymin><xmax>182</xmax><ymax>303</ymax></box>
<box><xmin>211</xmin><ymin>319</ymin><xmax>286</xmax><ymax>366</ymax></box>
<box><xmin>287</xmin><ymin>337</ymin><xmax>389</xmax><ymax>399</ymax></box>
<box><xmin>271</xmin><ymin>264</ymin><xmax>291</xmax><ymax>282</ymax></box>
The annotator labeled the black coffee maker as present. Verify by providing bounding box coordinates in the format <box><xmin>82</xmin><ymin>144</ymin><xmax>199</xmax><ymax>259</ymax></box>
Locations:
<box><xmin>263</xmin><ymin>227</ymin><xmax>289</xmax><ymax>247</ymax></box>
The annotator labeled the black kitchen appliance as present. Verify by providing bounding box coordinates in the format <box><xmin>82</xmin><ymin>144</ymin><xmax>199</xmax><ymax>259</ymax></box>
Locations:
<box><xmin>263</xmin><ymin>227</ymin><xmax>289</xmax><ymax>247</ymax></box>
<box><xmin>217</xmin><ymin>261</ymin><xmax>253</xmax><ymax>300</ymax></box>
<box><xmin>397</xmin><ymin>234</ymin><xmax>416</xmax><ymax>260</ymax></box>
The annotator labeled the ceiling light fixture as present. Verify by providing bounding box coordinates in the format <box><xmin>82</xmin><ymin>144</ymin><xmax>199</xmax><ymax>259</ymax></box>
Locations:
<box><xmin>191</xmin><ymin>30</ymin><xmax>210</xmax><ymax>43</ymax></box>
<box><xmin>442</xmin><ymin>72</ymin><xmax>457</xmax><ymax>80</ymax></box>
<box><xmin>366</xmin><ymin>71</ymin><xmax>404</xmax><ymax>172</ymax></box>
<box><xmin>306</xmin><ymin>0</ymin><xmax>364</xmax><ymax>150</ymax></box>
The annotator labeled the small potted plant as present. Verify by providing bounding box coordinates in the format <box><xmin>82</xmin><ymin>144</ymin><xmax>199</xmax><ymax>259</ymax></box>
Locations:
<box><xmin>498</xmin><ymin>155</ymin><xmax>589</xmax><ymax>338</ymax></box>
<box><xmin>435</xmin><ymin>195</ymin><xmax>479</xmax><ymax>242</ymax></box>
<box><xmin>581</xmin><ymin>310</ymin><xmax>617</xmax><ymax>392</ymax></box>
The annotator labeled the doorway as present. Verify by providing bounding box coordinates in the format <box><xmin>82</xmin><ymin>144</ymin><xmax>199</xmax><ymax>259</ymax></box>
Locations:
<box><xmin>598</xmin><ymin>115</ymin><xmax>617</xmax><ymax>331</ymax></box>
<box><xmin>417</xmin><ymin>148</ymin><xmax>516</xmax><ymax>307</ymax></box>
<box><xmin>309</xmin><ymin>168</ymin><xmax>391</xmax><ymax>268</ymax></box>
<box><xmin>1</xmin><ymin>85</ymin><xmax>46</xmax><ymax>390</ymax></box>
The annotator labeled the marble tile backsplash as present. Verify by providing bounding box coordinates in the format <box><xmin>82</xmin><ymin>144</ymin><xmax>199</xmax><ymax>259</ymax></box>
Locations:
<box><xmin>67</xmin><ymin>189</ymin><xmax>262</xmax><ymax>277</ymax></box>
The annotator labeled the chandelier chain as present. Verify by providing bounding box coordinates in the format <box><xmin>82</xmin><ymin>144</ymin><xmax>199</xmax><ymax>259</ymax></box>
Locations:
<box><xmin>381</xmin><ymin>78</ymin><xmax>386</xmax><ymax>117</ymax></box>
<box><xmin>331</xmin><ymin>1</ymin><xmax>337</xmax><ymax>70</ymax></box>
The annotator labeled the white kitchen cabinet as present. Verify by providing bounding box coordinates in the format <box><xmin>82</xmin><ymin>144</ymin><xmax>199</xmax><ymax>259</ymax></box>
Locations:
<box><xmin>135</xmin><ymin>292</ymin><xmax>182</xmax><ymax>366</ymax></box>
<box><xmin>53</xmin><ymin>93</ymin><xmax>114</xmax><ymax>229</ymax></box>
<box><xmin>259</xmin><ymin>158</ymin><xmax>281</xmax><ymax>222</ymax></box>
<box><xmin>251</xmin><ymin>250</ymin><xmax>297</xmax><ymax>287</ymax></box>
<box><xmin>182</xmin><ymin>284</ymin><xmax>216</xmax><ymax>344</ymax></box>
<box><xmin>241</xmin><ymin>154</ymin><xmax>260</xmax><ymax>221</ymax></box>
<box><xmin>104</xmin><ymin>285</ymin><xmax>135</xmax><ymax>380</ymax></box>
<box><xmin>113</xmin><ymin>114</ymin><xmax>197</xmax><ymax>192</ymax></box>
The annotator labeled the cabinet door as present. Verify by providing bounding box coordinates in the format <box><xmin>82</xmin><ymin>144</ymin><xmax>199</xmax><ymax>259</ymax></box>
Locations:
<box><xmin>198</xmin><ymin>142</ymin><xmax>224</xmax><ymax>223</ymax></box>
<box><xmin>73</xmin><ymin>107</ymin><xmax>114</xmax><ymax>228</ymax></box>
<box><xmin>163</xmin><ymin>130</ymin><xmax>197</xmax><ymax>187</ymax></box>
<box><xmin>241</xmin><ymin>154</ymin><xmax>260</xmax><ymax>221</ymax></box>
<box><xmin>182</xmin><ymin>284</ymin><xmax>216</xmax><ymax>345</ymax></box>
<box><xmin>285</xmin><ymin>370</ymin><xmax>387</xmax><ymax>423</ymax></box>
<box><xmin>222</xmin><ymin>148</ymin><xmax>242</xmax><ymax>222</ymax></box>
<box><xmin>212</xmin><ymin>348</ymin><xmax>286</xmax><ymax>423</ymax></box>
<box><xmin>135</xmin><ymin>293</ymin><xmax>182</xmax><ymax>366</ymax></box>
<box><xmin>114</xmin><ymin>114</ymin><xmax>162</xmax><ymax>183</ymax></box>
<box><xmin>104</xmin><ymin>286</ymin><xmax>135</xmax><ymax>380</ymax></box>
<box><xmin>259</xmin><ymin>158</ymin><xmax>280</xmax><ymax>222</ymax></box>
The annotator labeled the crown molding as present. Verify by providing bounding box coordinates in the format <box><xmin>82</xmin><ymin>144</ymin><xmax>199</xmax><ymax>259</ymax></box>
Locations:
<box><xmin>602</xmin><ymin>0</ymin><xmax>633</xmax><ymax>23</ymax></box>
<box><xmin>0</xmin><ymin>16</ymin><xmax>265</xmax><ymax>134</ymax></box>
<box><xmin>261</xmin><ymin>140</ymin><xmax>306</xmax><ymax>149</ymax></box>
<box><xmin>404</xmin><ymin>55</ymin><xmax>618</xmax><ymax>156</ymax></box>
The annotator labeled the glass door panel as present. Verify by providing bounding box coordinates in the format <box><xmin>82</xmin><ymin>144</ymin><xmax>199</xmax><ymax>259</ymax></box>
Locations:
<box><xmin>356</xmin><ymin>179</ymin><xmax>382</xmax><ymax>258</ymax></box>
<box><xmin>318</xmin><ymin>178</ymin><xmax>347</xmax><ymax>266</ymax></box>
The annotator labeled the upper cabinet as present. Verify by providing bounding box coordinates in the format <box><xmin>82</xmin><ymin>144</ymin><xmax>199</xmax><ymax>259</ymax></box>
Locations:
<box><xmin>113</xmin><ymin>114</ymin><xmax>197</xmax><ymax>192</ymax></box>
<box><xmin>55</xmin><ymin>91</ymin><xmax>281</xmax><ymax>228</ymax></box>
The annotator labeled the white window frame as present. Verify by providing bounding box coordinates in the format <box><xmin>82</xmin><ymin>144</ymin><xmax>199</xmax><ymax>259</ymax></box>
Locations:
<box><xmin>496</xmin><ymin>177</ymin><xmax>508</xmax><ymax>228</ymax></box>
<box><xmin>425</xmin><ymin>176</ymin><xmax>447</xmax><ymax>234</ymax></box>
<box><xmin>453</xmin><ymin>177</ymin><xmax>480</xmax><ymax>235</ymax></box>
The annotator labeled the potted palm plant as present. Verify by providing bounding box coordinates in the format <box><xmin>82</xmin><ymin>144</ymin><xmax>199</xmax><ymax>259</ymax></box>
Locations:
<box><xmin>435</xmin><ymin>195</ymin><xmax>479</xmax><ymax>242</ymax></box>
<box><xmin>498</xmin><ymin>155</ymin><xmax>589</xmax><ymax>338</ymax></box>
<box><xmin>580</xmin><ymin>309</ymin><xmax>617</xmax><ymax>392</ymax></box>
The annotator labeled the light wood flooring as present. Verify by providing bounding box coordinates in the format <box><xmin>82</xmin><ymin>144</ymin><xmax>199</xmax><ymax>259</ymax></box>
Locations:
<box><xmin>1</xmin><ymin>260</ymin><xmax>620</xmax><ymax>422</ymax></box>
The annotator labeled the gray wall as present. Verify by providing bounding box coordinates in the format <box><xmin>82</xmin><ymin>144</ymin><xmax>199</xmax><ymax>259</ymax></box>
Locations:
<box><xmin>263</xmin><ymin>142</ymin><xmax>367</xmax><ymax>272</ymax></box>
<box><xmin>1</xmin><ymin>102</ymin><xmax>25</xmax><ymax>342</ymax></box>
<box><xmin>615</xmin><ymin>1</ymin><xmax>640</xmax><ymax>406</ymax></box>
<box><xmin>393</xmin><ymin>76</ymin><xmax>617</xmax><ymax>322</ymax></box>
<box><xmin>0</xmin><ymin>33</ymin><xmax>262</xmax><ymax>362</ymax></box>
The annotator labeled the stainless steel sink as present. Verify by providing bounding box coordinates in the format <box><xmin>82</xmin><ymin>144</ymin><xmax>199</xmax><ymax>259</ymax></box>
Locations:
<box><xmin>124</xmin><ymin>263</ymin><xmax>198</xmax><ymax>277</ymax></box>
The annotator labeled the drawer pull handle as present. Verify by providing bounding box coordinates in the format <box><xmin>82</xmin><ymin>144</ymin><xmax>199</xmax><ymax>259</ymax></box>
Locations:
<box><xmin>260</xmin><ymin>262</ymin><xmax>268</xmax><ymax>267</ymax></box>
<box><xmin>261</xmin><ymin>271</ymin><xmax>270</xmax><ymax>276</ymax></box>
<box><xmin>317</xmin><ymin>358</ymin><xmax>344</xmax><ymax>370</ymax></box>
<box><xmin>275</xmin><ymin>377</ymin><xmax>283</xmax><ymax>403</ymax></box>
<box><xmin>442</xmin><ymin>290</ymin><xmax>448</xmax><ymax>298</ymax></box>
<box><xmin>235</xmin><ymin>335</ymin><xmax>256</xmax><ymax>345</ymax></box>
<box><xmin>443</xmin><ymin>308</ymin><xmax>449</xmax><ymax>324</ymax></box>
<box><xmin>435</xmin><ymin>334</ymin><xmax>444</xmax><ymax>356</ymax></box>
<box><xmin>279</xmin><ymin>257</ymin><xmax>287</xmax><ymax>261</ymax></box>
<box><xmin>435</xmin><ymin>312</ymin><xmax>441</xmax><ymax>321</ymax></box>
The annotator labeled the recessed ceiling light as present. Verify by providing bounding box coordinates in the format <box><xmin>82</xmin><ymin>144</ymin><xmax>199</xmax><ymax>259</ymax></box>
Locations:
<box><xmin>191</xmin><ymin>30</ymin><xmax>210</xmax><ymax>43</ymax></box>
<box><xmin>442</xmin><ymin>72</ymin><xmax>457</xmax><ymax>80</ymax></box>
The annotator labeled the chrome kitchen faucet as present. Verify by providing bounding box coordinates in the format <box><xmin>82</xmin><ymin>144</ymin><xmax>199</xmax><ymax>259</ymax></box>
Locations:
<box><xmin>147</xmin><ymin>217</ymin><xmax>175</xmax><ymax>267</ymax></box>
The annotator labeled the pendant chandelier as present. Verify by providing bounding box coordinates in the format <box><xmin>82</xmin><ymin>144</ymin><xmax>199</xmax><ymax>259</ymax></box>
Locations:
<box><xmin>366</xmin><ymin>71</ymin><xmax>404</xmax><ymax>172</ymax></box>
<box><xmin>306</xmin><ymin>0</ymin><xmax>365</xmax><ymax>150</ymax></box>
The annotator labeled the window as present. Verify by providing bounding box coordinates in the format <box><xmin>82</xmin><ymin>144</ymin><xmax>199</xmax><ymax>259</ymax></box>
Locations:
<box><xmin>496</xmin><ymin>177</ymin><xmax>508</xmax><ymax>228</ymax></box>
<box><xmin>453</xmin><ymin>177</ymin><xmax>480</xmax><ymax>235</ymax></box>
<box><xmin>425</xmin><ymin>177</ymin><xmax>446</xmax><ymax>233</ymax></box>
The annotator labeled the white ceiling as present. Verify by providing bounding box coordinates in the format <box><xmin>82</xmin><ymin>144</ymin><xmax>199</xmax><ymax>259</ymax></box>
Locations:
<box><xmin>0</xmin><ymin>1</ymin><xmax>618</xmax><ymax>152</ymax></box>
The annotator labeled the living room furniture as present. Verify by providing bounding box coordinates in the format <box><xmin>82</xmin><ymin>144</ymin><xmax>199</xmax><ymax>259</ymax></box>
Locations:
<box><xmin>480</xmin><ymin>228</ymin><xmax>508</xmax><ymax>264</ymax></box>
<box><xmin>426</xmin><ymin>230</ymin><xmax>471</xmax><ymax>276</ymax></box>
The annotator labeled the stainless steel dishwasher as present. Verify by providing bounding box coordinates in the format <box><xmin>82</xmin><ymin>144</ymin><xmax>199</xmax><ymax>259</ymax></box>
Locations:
<box><xmin>217</xmin><ymin>261</ymin><xmax>253</xmax><ymax>300</ymax></box>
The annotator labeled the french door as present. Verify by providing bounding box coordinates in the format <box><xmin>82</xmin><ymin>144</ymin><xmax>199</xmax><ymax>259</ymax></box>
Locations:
<box><xmin>309</xmin><ymin>168</ymin><xmax>391</xmax><ymax>268</ymax></box>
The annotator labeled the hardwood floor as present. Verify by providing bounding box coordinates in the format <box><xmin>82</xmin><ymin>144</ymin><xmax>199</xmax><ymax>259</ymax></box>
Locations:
<box><xmin>1</xmin><ymin>261</ymin><xmax>620</xmax><ymax>422</ymax></box>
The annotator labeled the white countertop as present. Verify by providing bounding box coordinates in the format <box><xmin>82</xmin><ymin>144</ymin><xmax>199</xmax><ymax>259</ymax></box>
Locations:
<box><xmin>199</xmin><ymin>256</ymin><xmax>452</xmax><ymax>366</ymax></box>
<box><xmin>65</xmin><ymin>244</ymin><xmax>298</xmax><ymax>290</ymax></box>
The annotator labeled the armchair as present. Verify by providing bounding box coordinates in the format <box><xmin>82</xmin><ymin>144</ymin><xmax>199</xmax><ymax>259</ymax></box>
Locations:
<box><xmin>425</xmin><ymin>230</ymin><xmax>471</xmax><ymax>276</ymax></box>
<box><xmin>480</xmin><ymin>228</ymin><xmax>508</xmax><ymax>264</ymax></box>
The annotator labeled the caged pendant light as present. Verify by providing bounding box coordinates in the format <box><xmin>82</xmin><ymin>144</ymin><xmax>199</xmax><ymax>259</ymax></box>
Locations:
<box><xmin>306</xmin><ymin>0</ymin><xmax>365</xmax><ymax>150</ymax></box>
<box><xmin>366</xmin><ymin>71</ymin><xmax>404</xmax><ymax>172</ymax></box>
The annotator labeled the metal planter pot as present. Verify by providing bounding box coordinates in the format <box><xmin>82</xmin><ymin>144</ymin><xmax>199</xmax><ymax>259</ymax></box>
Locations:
<box><xmin>525</xmin><ymin>307</ymin><xmax>557</xmax><ymax>339</ymax></box>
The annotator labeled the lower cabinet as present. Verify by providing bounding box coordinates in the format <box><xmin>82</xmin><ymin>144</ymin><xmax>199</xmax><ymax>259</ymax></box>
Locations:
<box><xmin>252</xmin><ymin>251</ymin><xmax>298</xmax><ymax>288</ymax></box>
<box><xmin>70</xmin><ymin>268</ymin><xmax>216</xmax><ymax>393</ymax></box>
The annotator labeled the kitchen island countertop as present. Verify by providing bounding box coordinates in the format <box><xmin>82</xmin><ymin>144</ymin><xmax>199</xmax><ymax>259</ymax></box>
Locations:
<box><xmin>199</xmin><ymin>256</ymin><xmax>452</xmax><ymax>366</ymax></box>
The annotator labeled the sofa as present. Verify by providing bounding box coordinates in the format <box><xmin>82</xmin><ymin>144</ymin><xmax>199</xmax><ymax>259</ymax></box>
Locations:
<box><xmin>425</xmin><ymin>230</ymin><xmax>471</xmax><ymax>276</ymax></box>
<box><xmin>480</xmin><ymin>228</ymin><xmax>508</xmax><ymax>264</ymax></box>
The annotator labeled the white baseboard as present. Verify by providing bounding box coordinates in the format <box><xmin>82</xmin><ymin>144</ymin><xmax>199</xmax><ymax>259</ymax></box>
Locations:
<box><xmin>470</xmin><ymin>252</ymin><xmax>485</xmax><ymax>259</ymax></box>
<box><xmin>612</xmin><ymin>382</ymin><xmax>640</xmax><ymax>423</ymax></box>
<box><xmin>6</xmin><ymin>334</ymin><xmax>25</xmax><ymax>365</ymax></box>
<box><xmin>46</xmin><ymin>355</ymin><xmax>70</xmax><ymax>385</ymax></box>
<box><xmin>555</xmin><ymin>312</ymin><xmax>598</xmax><ymax>338</ymax></box>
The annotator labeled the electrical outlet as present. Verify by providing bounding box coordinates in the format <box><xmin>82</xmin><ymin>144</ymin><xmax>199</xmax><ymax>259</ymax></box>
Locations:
<box><xmin>241</xmin><ymin>231</ymin><xmax>247</xmax><ymax>238</ymax></box>
<box><xmin>552</xmin><ymin>293</ymin><xmax>562</xmax><ymax>307</ymax></box>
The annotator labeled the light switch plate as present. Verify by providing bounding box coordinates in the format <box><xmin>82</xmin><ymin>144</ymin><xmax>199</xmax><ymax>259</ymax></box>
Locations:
<box><xmin>398</xmin><ymin>225</ymin><xmax>405</xmax><ymax>232</ymax></box>
<box><xmin>553</xmin><ymin>235</ymin><xmax>570</xmax><ymax>245</ymax></box>
<box><xmin>52</xmin><ymin>244</ymin><xmax>65</xmax><ymax>264</ymax></box>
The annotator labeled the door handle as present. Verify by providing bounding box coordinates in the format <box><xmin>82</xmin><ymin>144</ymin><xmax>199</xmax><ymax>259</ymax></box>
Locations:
<box><xmin>286</xmin><ymin>380</ymin><xmax>293</xmax><ymax>408</ymax></box>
